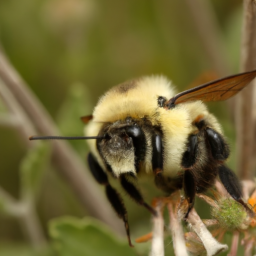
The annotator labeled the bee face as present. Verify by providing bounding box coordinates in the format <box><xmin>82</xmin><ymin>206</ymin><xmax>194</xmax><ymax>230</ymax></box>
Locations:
<box><xmin>96</xmin><ymin>118</ymin><xmax>144</xmax><ymax>177</ymax></box>
<box><xmin>98</xmin><ymin>123</ymin><xmax>134</xmax><ymax>156</ymax></box>
<box><xmin>105</xmin><ymin>131</ymin><xmax>133</xmax><ymax>152</ymax></box>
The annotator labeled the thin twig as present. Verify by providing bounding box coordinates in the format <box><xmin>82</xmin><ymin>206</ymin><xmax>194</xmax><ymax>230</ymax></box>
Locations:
<box><xmin>228</xmin><ymin>231</ymin><xmax>239</xmax><ymax>256</ymax></box>
<box><xmin>0</xmin><ymin>46</ymin><xmax>123</xmax><ymax>234</ymax></box>
<box><xmin>236</xmin><ymin>0</ymin><xmax>256</xmax><ymax>179</ymax></box>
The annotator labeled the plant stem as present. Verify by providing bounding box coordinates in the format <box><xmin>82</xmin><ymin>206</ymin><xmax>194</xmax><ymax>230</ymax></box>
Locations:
<box><xmin>150</xmin><ymin>201</ymin><xmax>164</xmax><ymax>256</ymax></box>
<box><xmin>236</xmin><ymin>0</ymin><xmax>256</xmax><ymax>179</ymax></box>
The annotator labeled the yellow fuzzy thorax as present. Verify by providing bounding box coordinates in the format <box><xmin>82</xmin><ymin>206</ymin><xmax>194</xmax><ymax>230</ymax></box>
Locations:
<box><xmin>92</xmin><ymin>76</ymin><xmax>175</xmax><ymax>125</ymax></box>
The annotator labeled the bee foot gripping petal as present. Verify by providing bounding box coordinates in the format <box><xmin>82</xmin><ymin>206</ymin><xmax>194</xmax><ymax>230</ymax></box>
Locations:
<box><xmin>183</xmin><ymin>170</ymin><xmax>196</xmax><ymax>218</ymax></box>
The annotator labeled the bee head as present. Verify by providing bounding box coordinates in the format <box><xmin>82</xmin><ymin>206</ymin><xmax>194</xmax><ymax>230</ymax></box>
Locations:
<box><xmin>96</xmin><ymin>118</ymin><xmax>144</xmax><ymax>176</ymax></box>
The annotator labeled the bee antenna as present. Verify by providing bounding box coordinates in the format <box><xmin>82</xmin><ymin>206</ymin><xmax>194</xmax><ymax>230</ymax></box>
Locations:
<box><xmin>29</xmin><ymin>135</ymin><xmax>105</xmax><ymax>141</ymax></box>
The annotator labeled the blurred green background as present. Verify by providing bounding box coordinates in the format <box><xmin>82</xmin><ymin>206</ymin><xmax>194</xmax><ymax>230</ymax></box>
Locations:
<box><xmin>0</xmin><ymin>0</ymin><xmax>244</xmax><ymax>255</ymax></box>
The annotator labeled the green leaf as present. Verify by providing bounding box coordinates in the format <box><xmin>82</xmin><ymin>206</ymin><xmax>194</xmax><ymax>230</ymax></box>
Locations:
<box><xmin>56</xmin><ymin>83</ymin><xmax>93</xmax><ymax>156</ymax></box>
<box><xmin>49</xmin><ymin>216</ymin><xmax>139</xmax><ymax>256</ymax></box>
<box><xmin>20</xmin><ymin>143</ymin><xmax>50</xmax><ymax>201</ymax></box>
<box><xmin>57</xmin><ymin>83</ymin><xmax>93</xmax><ymax>136</ymax></box>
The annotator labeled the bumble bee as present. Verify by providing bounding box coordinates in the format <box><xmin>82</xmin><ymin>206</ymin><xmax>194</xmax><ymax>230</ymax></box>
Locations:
<box><xmin>30</xmin><ymin>70</ymin><xmax>256</xmax><ymax>247</ymax></box>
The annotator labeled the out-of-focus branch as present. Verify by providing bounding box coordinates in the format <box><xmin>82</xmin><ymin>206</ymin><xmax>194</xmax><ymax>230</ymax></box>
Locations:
<box><xmin>236</xmin><ymin>0</ymin><xmax>256</xmax><ymax>179</ymax></box>
<box><xmin>0</xmin><ymin>80</ymin><xmax>46</xmax><ymax>247</ymax></box>
<box><xmin>0</xmin><ymin>114</ymin><xmax>20</xmax><ymax>128</ymax></box>
<box><xmin>0</xmin><ymin>78</ymin><xmax>36</xmax><ymax>145</ymax></box>
<box><xmin>183</xmin><ymin>0</ymin><xmax>240</xmax><ymax>121</ymax></box>
<box><xmin>0</xmin><ymin>46</ymin><xmax>123</xmax><ymax>235</ymax></box>
<box><xmin>184</xmin><ymin>0</ymin><xmax>231</xmax><ymax>76</ymax></box>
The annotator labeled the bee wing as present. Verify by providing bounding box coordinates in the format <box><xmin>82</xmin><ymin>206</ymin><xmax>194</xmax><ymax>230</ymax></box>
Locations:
<box><xmin>80</xmin><ymin>115</ymin><xmax>93</xmax><ymax>123</ymax></box>
<box><xmin>166</xmin><ymin>70</ymin><xmax>256</xmax><ymax>108</ymax></box>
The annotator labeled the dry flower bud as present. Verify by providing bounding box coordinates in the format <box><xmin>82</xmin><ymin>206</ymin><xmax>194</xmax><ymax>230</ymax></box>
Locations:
<box><xmin>211</xmin><ymin>198</ymin><xmax>249</xmax><ymax>230</ymax></box>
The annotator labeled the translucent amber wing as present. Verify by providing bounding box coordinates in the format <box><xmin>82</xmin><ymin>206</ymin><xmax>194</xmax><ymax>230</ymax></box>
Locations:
<box><xmin>166</xmin><ymin>70</ymin><xmax>256</xmax><ymax>108</ymax></box>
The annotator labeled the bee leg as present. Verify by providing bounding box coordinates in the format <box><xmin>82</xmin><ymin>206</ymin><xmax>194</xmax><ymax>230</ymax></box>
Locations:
<box><xmin>205</xmin><ymin>128</ymin><xmax>230</xmax><ymax>160</ymax></box>
<box><xmin>180</xmin><ymin>134</ymin><xmax>197</xmax><ymax>216</ymax></box>
<box><xmin>181</xmin><ymin>134</ymin><xmax>198</xmax><ymax>168</ymax></box>
<box><xmin>120</xmin><ymin>174</ymin><xmax>157</xmax><ymax>216</ymax></box>
<box><xmin>88</xmin><ymin>153</ymin><xmax>109</xmax><ymax>185</ymax></box>
<box><xmin>152</xmin><ymin>132</ymin><xmax>183</xmax><ymax>199</ymax></box>
<box><xmin>152</xmin><ymin>132</ymin><xmax>163</xmax><ymax>175</ymax></box>
<box><xmin>87</xmin><ymin>153</ymin><xmax>133</xmax><ymax>247</ymax></box>
<box><xmin>218</xmin><ymin>165</ymin><xmax>254</xmax><ymax>215</ymax></box>
<box><xmin>152</xmin><ymin>127</ymin><xmax>184</xmax><ymax>194</ymax></box>
<box><xmin>152</xmin><ymin>132</ymin><xmax>178</xmax><ymax>193</ymax></box>
<box><xmin>218</xmin><ymin>165</ymin><xmax>242</xmax><ymax>200</ymax></box>
<box><xmin>183</xmin><ymin>170</ymin><xmax>196</xmax><ymax>218</ymax></box>
<box><xmin>152</xmin><ymin>131</ymin><xmax>182</xmax><ymax>193</ymax></box>
<box><xmin>194</xmin><ymin>118</ymin><xmax>229</xmax><ymax>161</ymax></box>
<box><xmin>125</xmin><ymin>125</ymin><xmax>146</xmax><ymax>172</ymax></box>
